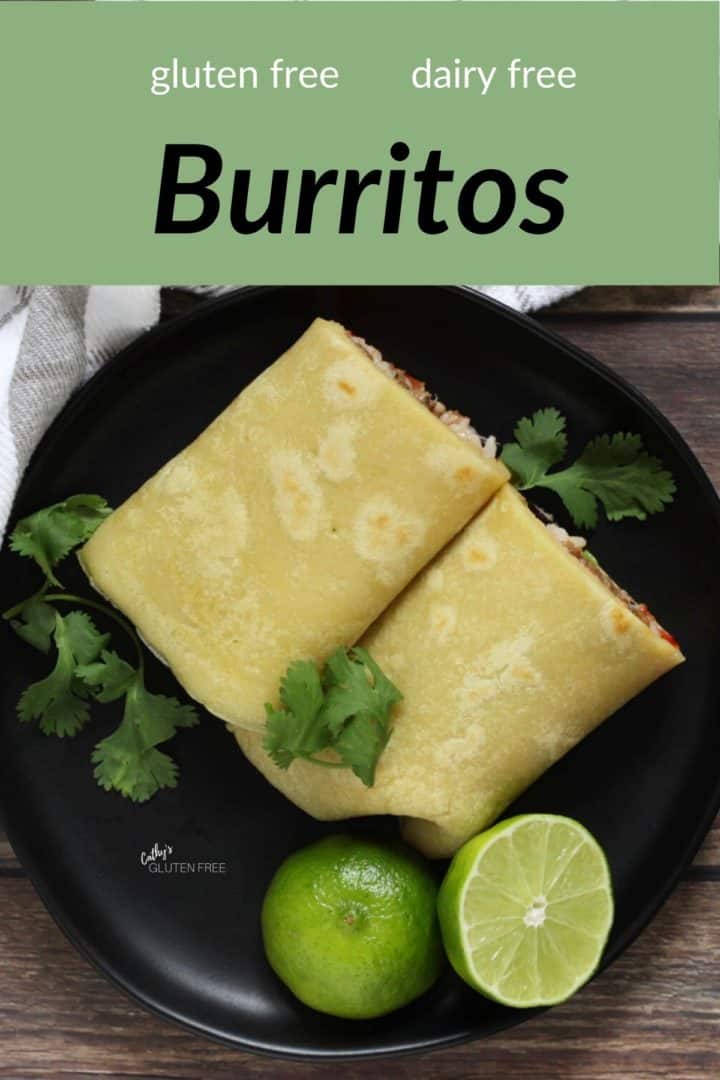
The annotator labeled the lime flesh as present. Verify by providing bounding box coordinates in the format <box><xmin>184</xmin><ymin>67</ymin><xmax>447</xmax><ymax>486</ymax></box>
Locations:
<box><xmin>437</xmin><ymin>814</ymin><xmax>613</xmax><ymax>1008</ymax></box>
<box><xmin>262</xmin><ymin>834</ymin><xmax>444</xmax><ymax>1019</ymax></box>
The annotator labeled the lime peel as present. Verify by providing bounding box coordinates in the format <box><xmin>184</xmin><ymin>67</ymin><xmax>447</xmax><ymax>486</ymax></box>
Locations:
<box><xmin>262</xmin><ymin>834</ymin><xmax>444</xmax><ymax>1019</ymax></box>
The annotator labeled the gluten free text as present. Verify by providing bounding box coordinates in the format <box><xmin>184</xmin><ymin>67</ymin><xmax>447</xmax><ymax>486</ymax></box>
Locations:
<box><xmin>149</xmin><ymin>57</ymin><xmax>577</xmax><ymax>96</ymax></box>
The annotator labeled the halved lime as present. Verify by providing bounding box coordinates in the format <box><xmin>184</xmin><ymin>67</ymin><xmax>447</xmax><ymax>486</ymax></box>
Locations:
<box><xmin>437</xmin><ymin>814</ymin><xmax>613</xmax><ymax>1008</ymax></box>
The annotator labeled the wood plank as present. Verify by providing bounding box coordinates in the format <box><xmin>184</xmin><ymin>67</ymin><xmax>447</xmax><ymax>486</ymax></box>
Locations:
<box><xmin>158</xmin><ymin>285</ymin><xmax>720</xmax><ymax>320</ymax></box>
<box><xmin>0</xmin><ymin>877</ymin><xmax>717</xmax><ymax>1078</ymax></box>
<box><xmin>537</xmin><ymin>316</ymin><xmax>720</xmax><ymax>488</ymax></box>
<box><xmin>548</xmin><ymin>285</ymin><xmax>720</xmax><ymax>316</ymax></box>
<box><xmin>158</xmin><ymin>285</ymin><xmax>720</xmax><ymax>322</ymax></box>
<box><xmin>0</xmin><ymin>836</ymin><xmax>15</xmax><ymax>868</ymax></box>
<box><xmin>689</xmin><ymin>826</ymin><xmax>720</xmax><ymax>868</ymax></box>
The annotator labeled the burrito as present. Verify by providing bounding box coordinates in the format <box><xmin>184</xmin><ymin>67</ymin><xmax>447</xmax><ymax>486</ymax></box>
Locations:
<box><xmin>236</xmin><ymin>484</ymin><xmax>683</xmax><ymax>856</ymax></box>
<box><xmin>80</xmin><ymin>318</ymin><xmax>507</xmax><ymax>731</ymax></box>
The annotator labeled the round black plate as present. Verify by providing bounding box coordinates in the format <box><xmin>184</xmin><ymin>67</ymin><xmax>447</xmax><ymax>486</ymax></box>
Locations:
<box><xmin>1</xmin><ymin>287</ymin><xmax>719</xmax><ymax>1060</ymax></box>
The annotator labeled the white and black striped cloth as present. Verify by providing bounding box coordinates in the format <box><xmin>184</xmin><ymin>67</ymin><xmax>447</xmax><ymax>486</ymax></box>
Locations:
<box><xmin>0</xmin><ymin>284</ymin><xmax>580</xmax><ymax>538</ymax></box>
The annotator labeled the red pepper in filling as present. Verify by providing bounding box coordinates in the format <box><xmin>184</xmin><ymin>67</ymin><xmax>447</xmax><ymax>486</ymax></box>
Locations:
<box><xmin>634</xmin><ymin>603</ymin><xmax>679</xmax><ymax>647</ymax></box>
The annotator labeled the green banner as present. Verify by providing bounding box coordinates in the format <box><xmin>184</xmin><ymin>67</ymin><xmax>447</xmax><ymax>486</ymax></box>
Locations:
<box><xmin>0</xmin><ymin>1</ymin><xmax>716</xmax><ymax>284</ymax></box>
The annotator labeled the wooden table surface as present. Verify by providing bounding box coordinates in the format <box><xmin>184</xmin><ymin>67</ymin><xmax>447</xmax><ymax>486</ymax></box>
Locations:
<box><xmin>1</xmin><ymin>286</ymin><xmax>718</xmax><ymax>1079</ymax></box>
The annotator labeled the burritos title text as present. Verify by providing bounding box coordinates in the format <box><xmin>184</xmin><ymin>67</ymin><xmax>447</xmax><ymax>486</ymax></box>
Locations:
<box><xmin>152</xmin><ymin>56</ymin><xmax>575</xmax><ymax>239</ymax></box>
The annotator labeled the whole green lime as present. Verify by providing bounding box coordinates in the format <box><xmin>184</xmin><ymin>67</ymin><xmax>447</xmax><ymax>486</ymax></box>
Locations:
<box><xmin>261</xmin><ymin>833</ymin><xmax>444</xmax><ymax>1019</ymax></box>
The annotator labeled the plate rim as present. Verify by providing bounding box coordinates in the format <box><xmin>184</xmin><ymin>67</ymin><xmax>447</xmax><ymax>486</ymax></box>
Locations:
<box><xmin>3</xmin><ymin>284</ymin><xmax>720</xmax><ymax>1061</ymax></box>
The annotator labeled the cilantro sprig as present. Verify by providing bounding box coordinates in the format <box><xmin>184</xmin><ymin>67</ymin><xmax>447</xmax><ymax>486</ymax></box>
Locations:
<box><xmin>3</xmin><ymin>496</ymin><xmax>198</xmax><ymax>802</ymax></box>
<box><xmin>9</xmin><ymin>495</ymin><xmax>112</xmax><ymax>585</ymax></box>
<box><xmin>264</xmin><ymin>647</ymin><xmax>402</xmax><ymax>787</ymax></box>
<box><xmin>501</xmin><ymin>408</ymin><xmax>676</xmax><ymax>530</ymax></box>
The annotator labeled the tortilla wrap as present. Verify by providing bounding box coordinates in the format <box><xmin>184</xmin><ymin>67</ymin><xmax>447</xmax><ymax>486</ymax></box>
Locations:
<box><xmin>80</xmin><ymin>318</ymin><xmax>507</xmax><ymax>731</ymax></box>
<box><xmin>236</xmin><ymin>484</ymin><xmax>683</xmax><ymax>856</ymax></box>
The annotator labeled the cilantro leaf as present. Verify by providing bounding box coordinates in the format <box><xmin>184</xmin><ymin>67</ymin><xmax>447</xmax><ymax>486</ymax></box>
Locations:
<box><xmin>501</xmin><ymin>410</ymin><xmax>676</xmax><ymax>530</ymax></box>
<box><xmin>9</xmin><ymin>494</ymin><xmax>111</xmax><ymax>584</ymax></box>
<box><xmin>63</xmin><ymin>610</ymin><xmax>111</xmax><ymax>664</ymax></box>
<box><xmin>263</xmin><ymin>660</ymin><xmax>328</xmax><ymax>768</ymax></box>
<box><xmin>131</xmin><ymin>686</ymin><xmax>199</xmax><ymax>744</ymax></box>
<box><xmin>334</xmin><ymin>712</ymin><xmax>392</xmax><ymax>787</ymax></box>
<box><xmin>263</xmin><ymin>648</ymin><xmax>402</xmax><ymax>786</ymax></box>
<box><xmin>280</xmin><ymin>660</ymin><xmax>326</xmax><ymax>741</ymax></box>
<box><xmin>17</xmin><ymin>610</ymin><xmax>109</xmax><ymax>737</ymax></box>
<box><xmin>321</xmin><ymin>647</ymin><xmax>402</xmax><ymax>734</ymax></box>
<box><xmin>18</xmin><ymin>677</ymin><xmax>90</xmax><ymax>738</ymax></box>
<box><xmin>543</xmin><ymin>481</ymin><xmax>600</xmax><ymax>530</ymax></box>
<box><xmin>320</xmin><ymin>649</ymin><xmax>373</xmax><ymax>734</ymax></box>
<box><xmin>323</xmin><ymin>648</ymin><xmax>401</xmax><ymax>784</ymax></box>
<box><xmin>350</xmin><ymin>647</ymin><xmax>404</xmax><ymax>715</ymax></box>
<box><xmin>92</xmin><ymin>679</ymin><xmax>199</xmax><ymax>802</ymax></box>
<box><xmin>501</xmin><ymin>408</ymin><xmax>567</xmax><ymax>489</ymax></box>
<box><xmin>263</xmin><ymin>705</ymin><xmax>301</xmax><ymax>770</ymax></box>
<box><xmin>10</xmin><ymin>598</ymin><xmax>57</xmax><ymax>653</ymax></box>
<box><xmin>544</xmin><ymin>434</ymin><xmax>676</xmax><ymax>525</ymax></box>
<box><xmin>93</xmin><ymin>719</ymin><xmax>179</xmax><ymax>802</ymax></box>
<box><xmin>76</xmin><ymin>649</ymin><xmax>137</xmax><ymax>702</ymax></box>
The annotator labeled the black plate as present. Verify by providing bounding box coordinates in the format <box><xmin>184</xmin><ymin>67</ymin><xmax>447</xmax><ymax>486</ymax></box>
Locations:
<box><xmin>1</xmin><ymin>287</ymin><xmax>719</xmax><ymax>1060</ymax></box>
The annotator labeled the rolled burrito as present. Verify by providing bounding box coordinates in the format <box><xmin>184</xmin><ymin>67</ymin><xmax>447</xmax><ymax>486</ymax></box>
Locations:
<box><xmin>236</xmin><ymin>484</ymin><xmax>683</xmax><ymax>856</ymax></box>
<box><xmin>80</xmin><ymin>318</ymin><xmax>507</xmax><ymax>731</ymax></box>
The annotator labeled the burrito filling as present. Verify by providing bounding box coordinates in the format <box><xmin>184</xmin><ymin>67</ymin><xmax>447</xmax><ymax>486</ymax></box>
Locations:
<box><xmin>546</xmin><ymin>520</ymin><xmax>679</xmax><ymax>647</ymax></box>
<box><xmin>350</xmin><ymin>334</ymin><xmax>496</xmax><ymax>458</ymax></box>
